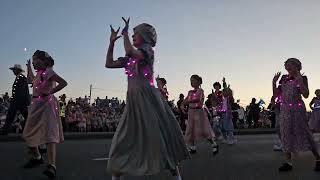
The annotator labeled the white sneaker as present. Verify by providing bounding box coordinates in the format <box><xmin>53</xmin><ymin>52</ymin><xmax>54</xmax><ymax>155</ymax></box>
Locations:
<box><xmin>273</xmin><ymin>144</ymin><xmax>282</xmax><ymax>151</ymax></box>
<box><xmin>221</xmin><ymin>139</ymin><xmax>227</xmax><ymax>144</ymax></box>
<box><xmin>227</xmin><ymin>139</ymin><xmax>234</xmax><ymax>145</ymax></box>
<box><xmin>216</xmin><ymin>136</ymin><xmax>224</xmax><ymax>142</ymax></box>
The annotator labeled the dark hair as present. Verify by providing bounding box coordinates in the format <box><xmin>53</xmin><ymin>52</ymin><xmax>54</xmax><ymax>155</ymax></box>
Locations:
<box><xmin>205</xmin><ymin>99</ymin><xmax>211</xmax><ymax>107</ymax></box>
<box><xmin>285</xmin><ymin>58</ymin><xmax>302</xmax><ymax>71</ymax></box>
<box><xmin>179</xmin><ymin>94</ymin><xmax>184</xmax><ymax>99</ymax></box>
<box><xmin>213</xmin><ymin>82</ymin><xmax>221</xmax><ymax>88</ymax></box>
<box><xmin>158</xmin><ymin>78</ymin><xmax>167</xmax><ymax>85</ymax></box>
<box><xmin>33</xmin><ymin>50</ymin><xmax>55</xmax><ymax>67</ymax></box>
<box><xmin>191</xmin><ymin>74</ymin><xmax>202</xmax><ymax>84</ymax></box>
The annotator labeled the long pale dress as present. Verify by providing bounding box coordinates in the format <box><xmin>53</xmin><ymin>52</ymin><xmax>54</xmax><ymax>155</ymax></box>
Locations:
<box><xmin>107</xmin><ymin>44</ymin><xmax>190</xmax><ymax>176</ymax></box>
<box><xmin>278</xmin><ymin>75</ymin><xmax>318</xmax><ymax>153</ymax></box>
<box><xmin>23</xmin><ymin>68</ymin><xmax>63</xmax><ymax>147</ymax></box>
<box><xmin>184</xmin><ymin>88</ymin><xmax>215</xmax><ymax>145</ymax></box>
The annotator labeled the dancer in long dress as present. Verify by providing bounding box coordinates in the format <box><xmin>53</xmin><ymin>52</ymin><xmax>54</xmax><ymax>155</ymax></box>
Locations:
<box><xmin>181</xmin><ymin>75</ymin><xmax>219</xmax><ymax>155</ymax></box>
<box><xmin>309</xmin><ymin>89</ymin><xmax>320</xmax><ymax>133</ymax></box>
<box><xmin>23</xmin><ymin>50</ymin><xmax>67</xmax><ymax>178</ymax></box>
<box><xmin>105</xmin><ymin>18</ymin><xmax>189</xmax><ymax>180</ymax></box>
<box><xmin>273</xmin><ymin>58</ymin><xmax>320</xmax><ymax>171</ymax></box>
<box><xmin>220</xmin><ymin>87</ymin><xmax>236</xmax><ymax>145</ymax></box>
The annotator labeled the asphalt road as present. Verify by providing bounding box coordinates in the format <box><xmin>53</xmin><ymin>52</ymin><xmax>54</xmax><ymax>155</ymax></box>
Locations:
<box><xmin>0</xmin><ymin>134</ymin><xmax>320</xmax><ymax>180</ymax></box>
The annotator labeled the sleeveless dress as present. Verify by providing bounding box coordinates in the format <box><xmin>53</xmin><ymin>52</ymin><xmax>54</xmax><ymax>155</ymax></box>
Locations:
<box><xmin>184</xmin><ymin>88</ymin><xmax>215</xmax><ymax>145</ymax></box>
<box><xmin>107</xmin><ymin>43</ymin><xmax>190</xmax><ymax>176</ymax></box>
<box><xmin>23</xmin><ymin>68</ymin><xmax>63</xmax><ymax>147</ymax></box>
<box><xmin>278</xmin><ymin>75</ymin><xmax>318</xmax><ymax>153</ymax></box>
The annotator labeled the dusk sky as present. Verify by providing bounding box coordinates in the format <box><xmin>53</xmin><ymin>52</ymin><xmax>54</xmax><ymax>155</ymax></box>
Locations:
<box><xmin>1</xmin><ymin>0</ymin><xmax>320</xmax><ymax>107</ymax></box>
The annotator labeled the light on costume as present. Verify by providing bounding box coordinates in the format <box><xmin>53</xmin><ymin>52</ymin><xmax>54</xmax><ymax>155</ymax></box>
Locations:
<box><xmin>124</xmin><ymin>57</ymin><xmax>154</xmax><ymax>86</ymax></box>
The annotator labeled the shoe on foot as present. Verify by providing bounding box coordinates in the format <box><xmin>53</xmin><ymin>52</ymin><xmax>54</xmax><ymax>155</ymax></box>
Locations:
<box><xmin>188</xmin><ymin>146</ymin><xmax>197</xmax><ymax>154</ymax></box>
<box><xmin>23</xmin><ymin>157</ymin><xmax>44</xmax><ymax>169</ymax></box>
<box><xmin>227</xmin><ymin>139</ymin><xmax>235</xmax><ymax>145</ymax></box>
<box><xmin>217</xmin><ymin>136</ymin><xmax>224</xmax><ymax>141</ymax></box>
<box><xmin>38</xmin><ymin>146</ymin><xmax>47</xmax><ymax>154</ymax></box>
<box><xmin>212</xmin><ymin>144</ymin><xmax>219</xmax><ymax>155</ymax></box>
<box><xmin>273</xmin><ymin>144</ymin><xmax>283</xmax><ymax>152</ymax></box>
<box><xmin>221</xmin><ymin>139</ymin><xmax>227</xmax><ymax>144</ymax></box>
<box><xmin>43</xmin><ymin>164</ymin><xmax>56</xmax><ymax>179</ymax></box>
<box><xmin>279</xmin><ymin>163</ymin><xmax>293</xmax><ymax>172</ymax></box>
<box><xmin>315</xmin><ymin>160</ymin><xmax>320</xmax><ymax>171</ymax></box>
<box><xmin>189</xmin><ymin>149</ymin><xmax>197</xmax><ymax>154</ymax></box>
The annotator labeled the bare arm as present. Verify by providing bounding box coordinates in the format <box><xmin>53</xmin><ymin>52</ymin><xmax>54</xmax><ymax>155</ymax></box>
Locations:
<box><xmin>105</xmin><ymin>42</ymin><xmax>125</xmax><ymax>68</ymax></box>
<box><xmin>121</xmin><ymin>17</ymin><xmax>145</xmax><ymax>60</ymax></box>
<box><xmin>272</xmin><ymin>72</ymin><xmax>281</xmax><ymax>97</ymax></box>
<box><xmin>122</xmin><ymin>32</ymin><xmax>145</xmax><ymax>60</ymax></box>
<box><xmin>186</xmin><ymin>90</ymin><xmax>203</xmax><ymax>103</ymax></box>
<box><xmin>48</xmin><ymin>74</ymin><xmax>68</xmax><ymax>95</ymax></box>
<box><xmin>297</xmin><ymin>75</ymin><xmax>309</xmax><ymax>98</ymax></box>
<box><xmin>272</xmin><ymin>83</ymin><xmax>282</xmax><ymax>99</ymax></box>
<box><xmin>309</xmin><ymin>98</ymin><xmax>315</xmax><ymax>110</ymax></box>
<box><xmin>222</xmin><ymin>77</ymin><xmax>227</xmax><ymax>89</ymax></box>
<box><xmin>105</xmin><ymin>26</ymin><xmax>124</xmax><ymax>69</ymax></box>
<box><xmin>26</xmin><ymin>59</ymin><xmax>35</xmax><ymax>83</ymax></box>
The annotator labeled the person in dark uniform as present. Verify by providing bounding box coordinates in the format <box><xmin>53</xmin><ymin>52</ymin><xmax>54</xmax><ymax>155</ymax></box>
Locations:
<box><xmin>247</xmin><ymin>98</ymin><xmax>261</xmax><ymax>128</ymax></box>
<box><xmin>0</xmin><ymin>64</ymin><xmax>30</xmax><ymax>135</ymax></box>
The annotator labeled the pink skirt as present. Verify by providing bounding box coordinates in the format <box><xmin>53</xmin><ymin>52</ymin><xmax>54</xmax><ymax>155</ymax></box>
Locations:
<box><xmin>23</xmin><ymin>96</ymin><xmax>64</xmax><ymax>147</ymax></box>
<box><xmin>185</xmin><ymin>108</ymin><xmax>215</xmax><ymax>145</ymax></box>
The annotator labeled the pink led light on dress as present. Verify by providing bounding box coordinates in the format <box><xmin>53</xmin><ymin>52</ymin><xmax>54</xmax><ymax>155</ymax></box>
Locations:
<box><xmin>124</xmin><ymin>57</ymin><xmax>155</xmax><ymax>86</ymax></box>
<box><xmin>124</xmin><ymin>58</ymin><xmax>137</xmax><ymax>78</ymax></box>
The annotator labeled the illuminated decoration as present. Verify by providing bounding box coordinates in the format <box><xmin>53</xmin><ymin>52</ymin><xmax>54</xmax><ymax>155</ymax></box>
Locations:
<box><xmin>30</xmin><ymin>69</ymin><xmax>59</xmax><ymax>113</ymax></box>
<box><xmin>275</xmin><ymin>76</ymin><xmax>305</xmax><ymax>108</ymax></box>
<box><xmin>124</xmin><ymin>57</ymin><xmax>154</xmax><ymax>86</ymax></box>
<box><xmin>187</xmin><ymin>89</ymin><xmax>204</xmax><ymax>109</ymax></box>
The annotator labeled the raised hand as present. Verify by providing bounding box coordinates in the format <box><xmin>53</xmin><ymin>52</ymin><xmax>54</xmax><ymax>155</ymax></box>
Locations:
<box><xmin>109</xmin><ymin>25</ymin><xmax>121</xmax><ymax>43</ymax></box>
<box><xmin>26</xmin><ymin>59</ymin><xmax>31</xmax><ymax>68</ymax></box>
<box><xmin>295</xmin><ymin>71</ymin><xmax>305</xmax><ymax>85</ymax></box>
<box><xmin>273</xmin><ymin>72</ymin><xmax>281</xmax><ymax>84</ymax></box>
<box><xmin>121</xmin><ymin>17</ymin><xmax>130</xmax><ymax>35</ymax></box>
